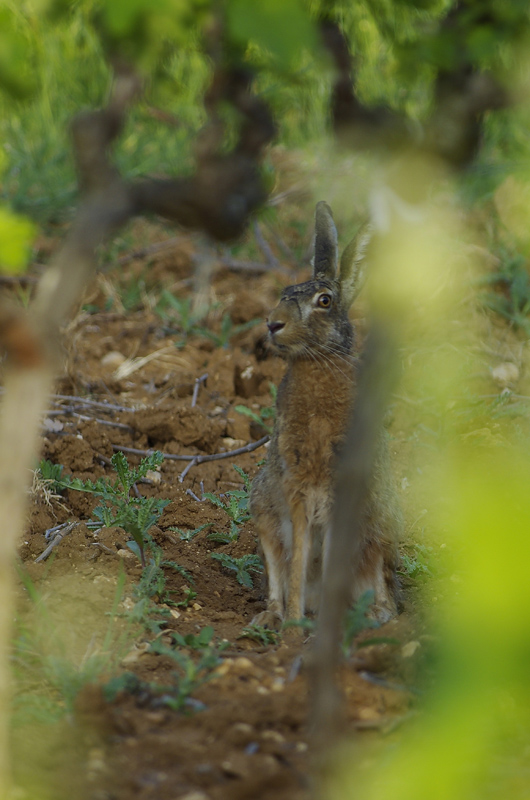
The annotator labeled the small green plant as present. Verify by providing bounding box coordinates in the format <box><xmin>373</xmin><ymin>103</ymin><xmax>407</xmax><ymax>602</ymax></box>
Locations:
<box><xmin>36</xmin><ymin>459</ymin><xmax>65</xmax><ymax>489</ymax></box>
<box><xmin>127</xmin><ymin>544</ymin><xmax>193</xmax><ymax>633</ymax></box>
<box><xmin>146</xmin><ymin>631</ymin><xmax>227</xmax><ymax>711</ymax></box>
<box><xmin>341</xmin><ymin>591</ymin><xmax>400</xmax><ymax>657</ymax></box>
<box><xmin>235</xmin><ymin>383</ymin><xmax>277</xmax><ymax>434</ymax></box>
<box><xmin>155</xmin><ymin>292</ymin><xmax>210</xmax><ymax>338</ymax></box>
<box><xmin>13</xmin><ymin>565</ymin><xmax>129</xmax><ymax>718</ymax></box>
<box><xmin>398</xmin><ymin>543</ymin><xmax>434</xmax><ymax>581</ymax></box>
<box><xmin>195</xmin><ymin>313</ymin><xmax>261</xmax><ymax>348</ymax></box>
<box><xmin>204</xmin><ymin>466</ymin><xmax>251</xmax><ymax>544</ymax></box>
<box><xmin>281</xmin><ymin>617</ymin><xmax>315</xmax><ymax>633</ymax></box>
<box><xmin>342</xmin><ymin>591</ymin><xmax>379</xmax><ymax>655</ymax></box>
<box><xmin>103</xmin><ymin>652</ymin><xmax>217</xmax><ymax>714</ymax></box>
<box><xmin>39</xmin><ymin>452</ymin><xmax>169</xmax><ymax>567</ymax></box>
<box><xmin>239</xmin><ymin>624</ymin><xmax>280</xmax><ymax>645</ymax></box>
<box><xmin>175</xmin><ymin>587</ymin><xmax>198</xmax><ymax>608</ymax></box>
<box><xmin>480</xmin><ymin>250</ymin><xmax>530</xmax><ymax>335</ymax></box>
<box><xmin>211</xmin><ymin>553</ymin><xmax>263</xmax><ymax>588</ymax></box>
<box><xmin>170</xmin><ymin>626</ymin><xmax>217</xmax><ymax>650</ymax></box>
<box><xmin>169</xmin><ymin>522</ymin><xmax>212</xmax><ymax>541</ymax></box>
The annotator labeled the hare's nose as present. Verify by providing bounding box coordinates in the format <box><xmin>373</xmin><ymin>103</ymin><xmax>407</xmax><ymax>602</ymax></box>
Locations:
<box><xmin>267</xmin><ymin>321</ymin><xmax>285</xmax><ymax>335</ymax></box>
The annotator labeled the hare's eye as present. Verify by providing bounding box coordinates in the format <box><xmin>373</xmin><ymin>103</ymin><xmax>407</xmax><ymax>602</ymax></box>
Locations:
<box><xmin>317</xmin><ymin>293</ymin><xmax>332</xmax><ymax>309</ymax></box>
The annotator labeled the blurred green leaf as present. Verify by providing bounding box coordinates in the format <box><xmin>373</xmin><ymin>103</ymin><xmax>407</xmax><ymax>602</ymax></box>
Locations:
<box><xmin>0</xmin><ymin>8</ymin><xmax>37</xmax><ymax>99</ymax></box>
<box><xmin>0</xmin><ymin>207</ymin><xmax>36</xmax><ymax>275</ymax></box>
<box><xmin>227</xmin><ymin>0</ymin><xmax>316</xmax><ymax>69</ymax></box>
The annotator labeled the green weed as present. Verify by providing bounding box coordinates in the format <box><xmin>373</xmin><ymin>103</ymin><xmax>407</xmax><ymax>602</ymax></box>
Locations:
<box><xmin>398</xmin><ymin>543</ymin><xmax>434</xmax><ymax>581</ymax></box>
<box><xmin>13</xmin><ymin>564</ymin><xmax>129</xmax><ymax>719</ymax></box>
<box><xmin>194</xmin><ymin>314</ymin><xmax>261</xmax><ymax>348</ymax></box>
<box><xmin>39</xmin><ymin>451</ymin><xmax>169</xmax><ymax>567</ymax></box>
<box><xmin>170</xmin><ymin>625</ymin><xmax>216</xmax><ymax>650</ymax></box>
<box><xmin>102</xmin><ymin>651</ymin><xmax>216</xmax><ymax>714</ymax></box>
<box><xmin>342</xmin><ymin>591</ymin><xmax>400</xmax><ymax>657</ymax></box>
<box><xmin>239</xmin><ymin>624</ymin><xmax>280</xmax><ymax>646</ymax></box>
<box><xmin>169</xmin><ymin>522</ymin><xmax>213</xmax><ymax>541</ymax></box>
<box><xmin>211</xmin><ymin>553</ymin><xmax>263</xmax><ymax>588</ymax></box>
<box><xmin>235</xmin><ymin>383</ymin><xmax>277</xmax><ymax>434</ymax></box>
<box><xmin>155</xmin><ymin>292</ymin><xmax>210</xmax><ymax>338</ymax></box>
<box><xmin>480</xmin><ymin>250</ymin><xmax>530</xmax><ymax>335</ymax></box>
<box><xmin>204</xmin><ymin>466</ymin><xmax>251</xmax><ymax>544</ymax></box>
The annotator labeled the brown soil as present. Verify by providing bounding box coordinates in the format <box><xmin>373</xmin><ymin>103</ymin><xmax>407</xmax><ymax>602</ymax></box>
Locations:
<box><xmin>7</xmin><ymin>217</ymin><xmax>474</xmax><ymax>800</ymax></box>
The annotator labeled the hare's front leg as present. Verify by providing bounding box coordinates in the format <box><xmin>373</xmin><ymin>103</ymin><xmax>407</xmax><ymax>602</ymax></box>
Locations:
<box><xmin>285</xmin><ymin>498</ymin><xmax>310</xmax><ymax>622</ymax></box>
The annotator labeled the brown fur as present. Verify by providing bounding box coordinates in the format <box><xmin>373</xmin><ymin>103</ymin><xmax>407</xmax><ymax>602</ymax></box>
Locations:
<box><xmin>250</xmin><ymin>202</ymin><xmax>401</xmax><ymax>628</ymax></box>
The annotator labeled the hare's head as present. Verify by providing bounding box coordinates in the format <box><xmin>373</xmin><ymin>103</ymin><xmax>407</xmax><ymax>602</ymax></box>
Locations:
<box><xmin>266</xmin><ymin>201</ymin><xmax>371</xmax><ymax>360</ymax></box>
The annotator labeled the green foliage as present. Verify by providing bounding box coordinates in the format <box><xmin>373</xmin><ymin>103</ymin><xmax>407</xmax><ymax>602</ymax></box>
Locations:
<box><xmin>342</xmin><ymin>590</ymin><xmax>379</xmax><ymax>656</ymax></box>
<box><xmin>398</xmin><ymin>543</ymin><xmax>434</xmax><ymax>581</ymax></box>
<box><xmin>40</xmin><ymin>451</ymin><xmax>169</xmax><ymax>567</ymax></box>
<box><xmin>0</xmin><ymin>206</ymin><xmax>36</xmax><ymax>274</ymax></box>
<box><xmin>102</xmin><ymin>646</ymin><xmax>218</xmax><ymax>713</ymax></box>
<box><xmin>145</xmin><ymin>629</ymin><xmax>227</xmax><ymax>712</ymax></box>
<box><xmin>155</xmin><ymin>292</ymin><xmax>211</xmax><ymax>337</ymax></box>
<box><xmin>342</xmin><ymin>590</ymin><xmax>400</xmax><ymax>657</ymax></box>
<box><xmin>194</xmin><ymin>314</ymin><xmax>261</xmax><ymax>349</ymax></box>
<box><xmin>227</xmin><ymin>0</ymin><xmax>317</xmax><ymax>70</ymax></box>
<box><xmin>0</xmin><ymin>6</ymin><xmax>38</xmax><ymax>100</ymax></box>
<box><xmin>37</xmin><ymin>459</ymin><xmax>65</xmax><ymax>490</ymax></box>
<box><xmin>125</xmin><ymin>542</ymin><xmax>193</xmax><ymax>633</ymax></box>
<box><xmin>170</xmin><ymin>625</ymin><xmax>215</xmax><ymax>650</ymax></box>
<box><xmin>480</xmin><ymin>250</ymin><xmax>530</xmax><ymax>335</ymax></box>
<box><xmin>239</xmin><ymin>624</ymin><xmax>280</xmax><ymax>646</ymax></box>
<box><xmin>211</xmin><ymin>552</ymin><xmax>263</xmax><ymax>588</ymax></box>
<box><xmin>169</xmin><ymin>522</ymin><xmax>212</xmax><ymax>541</ymax></box>
<box><xmin>13</xmin><ymin>564</ymin><xmax>128</xmax><ymax>718</ymax></box>
<box><xmin>204</xmin><ymin>466</ymin><xmax>252</xmax><ymax>544</ymax></box>
<box><xmin>95</xmin><ymin>0</ymin><xmax>211</xmax><ymax>71</ymax></box>
<box><xmin>235</xmin><ymin>383</ymin><xmax>277</xmax><ymax>434</ymax></box>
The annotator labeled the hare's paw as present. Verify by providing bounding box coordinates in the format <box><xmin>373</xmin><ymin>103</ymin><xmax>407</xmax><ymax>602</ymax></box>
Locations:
<box><xmin>251</xmin><ymin>609</ymin><xmax>283</xmax><ymax>631</ymax></box>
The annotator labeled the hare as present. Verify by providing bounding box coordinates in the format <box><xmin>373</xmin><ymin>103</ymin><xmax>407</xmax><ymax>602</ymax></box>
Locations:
<box><xmin>250</xmin><ymin>201</ymin><xmax>401</xmax><ymax>629</ymax></box>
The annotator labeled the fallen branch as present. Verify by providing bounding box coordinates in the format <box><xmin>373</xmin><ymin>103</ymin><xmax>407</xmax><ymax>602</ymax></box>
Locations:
<box><xmin>116</xmin><ymin>236</ymin><xmax>186</xmax><ymax>266</ymax></box>
<box><xmin>218</xmin><ymin>256</ymin><xmax>286</xmax><ymax>274</ymax></box>
<box><xmin>35</xmin><ymin>521</ymin><xmax>78</xmax><ymax>563</ymax></box>
<box><xmin>253</xmin><ymin>220</ymin><xmax>280</xmax><ymax>269</ymax></box>
<box><xmin>191</xmin><ymin>373</ymin><xmax>208</xmax><ymax>408</ymax></box>
<box><xmin>111</xmin><ymin>434</ymin><xmax>269</xmax><ymax>465</ymax></box>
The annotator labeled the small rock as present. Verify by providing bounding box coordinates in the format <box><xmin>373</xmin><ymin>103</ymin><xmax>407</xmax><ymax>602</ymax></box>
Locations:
<box><xmin>358</xmin><ymin>707</ymin><xmax>380</xmax><ymax>721</ymax></box>
<box><xmin>101</xmin><ymin>350</ymin><xmax>126</xmax><ymax>368</ymax></box>
<box><xmin>177</xmin><ymin>793</ymin><xmax>211</xmax><ymax>800</ymax></box>
<box><xmin>144</xmin><ymin>469</ymin><xmax>162</xmax><ymax>485</ymax></box>
<box><xmin>401</xmin><ymin>640</ymin><xmax>421</xmax><ymax>659</ymax></box>
<box><xmin>262</xmin><ymin>730</ymin><xmax>285</xmax><ymax>744</ymax></box>
<box><xmin>232</xmin><ymin>657</ymin><xmax>254</xmax><ymax>670</ymax></box>
<box><xmin>116</xmin><ymin>549</ymin><xmax>135</xmax><ymax>560</ymax></box>
<box><xmin>491</xmin><ymin>362</ymin><xmax>519</xmax><ymax>387</ymax></box>
<box><xmin>121</xmin><ymin>642</ymin><xmax>150</xmax><ymax>666</ymax></box>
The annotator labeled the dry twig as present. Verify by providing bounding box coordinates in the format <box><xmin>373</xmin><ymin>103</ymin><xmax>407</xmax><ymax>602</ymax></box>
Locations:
<box><xmin>112</xmin><ymin>434</ymin><xmax>269</xmax><ymax>467</ymax></box>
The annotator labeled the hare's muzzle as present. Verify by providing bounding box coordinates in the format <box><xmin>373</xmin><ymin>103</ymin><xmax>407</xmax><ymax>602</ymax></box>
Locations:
<box><xmin>267</xmin><ymin>320</ymin><xmax>285</xmax><ymax>336</ymax></box>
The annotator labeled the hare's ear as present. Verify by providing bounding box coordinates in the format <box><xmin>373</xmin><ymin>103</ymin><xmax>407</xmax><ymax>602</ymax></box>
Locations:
<box><xmin>339</xmin><ymin>222</ymin><xmax>372</xmax><ymax>307</ymax></box>
<box><xmin>313</xmin><ymin>201</ymin><xmax>338</xmax><ymax>280</ymax></box>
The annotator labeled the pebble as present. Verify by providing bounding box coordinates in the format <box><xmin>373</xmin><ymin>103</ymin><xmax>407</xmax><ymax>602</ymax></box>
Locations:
<box><xmin>401</xmin><ymin>640</ymin><xmax>421</xmax><ymax>659</ymax></box>
<box><xmin>491</xmin><ymin>362</ymin><xmax>519</xmax><ymax>387</ymax></box>
<box><xmin>101</xmin><ymin>350</ymin><xmax>126</xmax><ymax>368</ymax></box>
<box><xmin>262</xmin><ymin>730</ymin><xmax>285</xmax><ymax>744</ymax></box>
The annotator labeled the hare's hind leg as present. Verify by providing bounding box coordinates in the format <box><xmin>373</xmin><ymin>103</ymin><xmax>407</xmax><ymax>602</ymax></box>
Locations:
<box><xmin>353</xmin><ymin>538</ymin><xmax>398</xmax><ymax>623</ymax></box>
<box><xmin>285</xmin><ymin>498</ymin><xmax>310</xmax><ymax>622</ymax></box>
<box><xmin>251</xmin><ymin>513</ymin><xmax>289</xmax><ymax>629</ymax></box>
